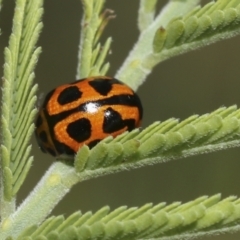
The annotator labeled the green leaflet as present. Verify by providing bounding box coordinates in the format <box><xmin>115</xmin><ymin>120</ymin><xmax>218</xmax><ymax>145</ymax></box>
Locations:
<box><xmin>74</xmin><ymin>106</ymin><xmax>240</xmax><ymax>172</ymax></box>
<box><xmin>116</xmin><ymin>0</ymin><xmax>240</xmax><ymax>92</ymax></box>
<box><xmin>153</xmin><ymin>0</ymin><xmax>240</xmax><ymax>53</ymax></box>
<box><xmin>1</xmin><ymin>1</ymin><xmax>240</xmax><ymax>239</ymax></box>
<box><xmin>76</xmin><ymin>0</ymin><xmax>113</xmax><ymax>79</ymax></box>
<box><xmin>14</xmin><ymin>195</ymin><xmax>240</xmax><ymax>240</ymax></box>
<box><xmin>115</xmin><ymin>0</ymin><xmax>201</xmax><ymax>91</ymax></box>
<box><xmin>5</xmin><ymin>106</ymin><xmax>240</xmax><ymax>239</ymax></box>
<box><xmin>0</xmin><ymin>0</ymin><xmax>43</xmax><ymax>211</ymax></box>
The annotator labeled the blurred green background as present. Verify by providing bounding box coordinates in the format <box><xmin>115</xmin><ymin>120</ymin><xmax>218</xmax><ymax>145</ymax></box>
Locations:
<box><xmin>1</xmin><ymin>0</ymin><xmax>240</xmax><ymax>239</ymax></box>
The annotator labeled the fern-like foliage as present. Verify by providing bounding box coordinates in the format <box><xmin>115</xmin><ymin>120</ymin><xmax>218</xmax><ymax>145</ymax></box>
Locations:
<box><xmin>116</xmin><ymin>0</ymin><xmax>240</xmax><ymax>91</ymax></box>
<box><xmin>3</xmin><ymin>105</ymin><xmax>240</xmax><ymax>240</ymax></box>
<box><xmin>2</xmin><ymin>0</ymin><xmax>240</xmax><ymax>239</ymax></box>
<box><xmin>153</xmin><ymin>0</ymin><xmax>240</xmax><ymax>54</ymax></box>
<box><xmin>74</xmin><ymin>105</ymin><xmax>240</xmax><ymax>174</ymax></box>
<box><xmin>0</xmin><ymin>0</ymin><xmax>43</xmax><ymax>217</ymax></box>
<box><xmin>13</xmin><ymin>194</ymin><xmax>240</xmax><ymax>240</ymax></box>
<box><xmin>76</xmin><ymin>0</ymin><xmax>114</xmax><ymax>79</ymax></box>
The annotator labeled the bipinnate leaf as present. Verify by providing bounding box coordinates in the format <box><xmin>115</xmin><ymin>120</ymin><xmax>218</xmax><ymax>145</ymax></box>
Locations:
<box><xmin>76</xmin><ymin>0</ymin><xmax>114</xmax><ymax>79</ymax></box>
<box><xmin>0</xmin><ymin>0</ymin><xmax>43</xmax><ymax>203</ymax></box>
<box><xmin>74</xmin><ymin>106</ymin><xmax>240</xmax><ymax>175</ymax></box>
<box><xmin>153</xmin><ymin>0</ymin><xmax>240</xmax><ymax>54</ymax></box>
<box><xmin>14</xmin><ymin>194</ymin><xmax>240</xmax><ymax>240</ymax></box>
<box><xmin>116</xmin><ymin>0</ymin><xmax>240</xmax><ymax>92</ymax></box>
<box><xmin>3</xmin><ymin>104</ymin><xmax>239</xmax><ymax>240</ymax></box>
<box><xmin>10</xmin><ymin>106</ymin><xmax>238</xmax><ymax>240</ymax></box>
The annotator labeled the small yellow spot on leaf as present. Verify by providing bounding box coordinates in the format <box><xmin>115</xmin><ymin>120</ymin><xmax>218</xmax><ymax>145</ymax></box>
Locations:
<box><xmin>1</xmin><ymin>218</ymin><xmax>12</xmax><ymax>231</ymax></box>
<box><xmin>48</xmin><ymin>173</ymin><xmax>61</xmax><ymax>186</ymax></box>
<box><xmin>130</xmin><ymin>60</ymin><xmax>140</xmax><ymax>68</ymax></box>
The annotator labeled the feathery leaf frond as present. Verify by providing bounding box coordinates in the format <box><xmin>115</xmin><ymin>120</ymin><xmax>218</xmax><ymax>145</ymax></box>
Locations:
<box><xmin>153</xmin><ymin>0</ymin><xmax>240</xmax><ymax>54</ymax></box>
<box><xmin>76</xmin><ymin>0</ymin><xmax>114</xmax><ymax>79</ymax></box>
<box><xmin>116</xmin><ymin>0</ymin><xmax>240</xmax><ymax>91</ymax></box>
<box><xmin>0</xmin><ymin>0</ymin><xmax>43</xmax><ymax>208</ymax></box>
<box><xmin>74</xmin><ymin>105</ymin><xmax>240</xmax><ymax>175</ymax></box>
<box><xmin>14</xmin><ymin>195</ymin><xmax>240</xmax><ymax>240</ymax></box>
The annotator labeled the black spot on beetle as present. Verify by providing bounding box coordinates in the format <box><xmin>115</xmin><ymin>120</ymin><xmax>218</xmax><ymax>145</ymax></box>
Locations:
<box><xmin>39</xmin><ymin>131</ymin><xmax>48</xmax><ymax>143</ymax></box>
<box><xmin>61</xmin><ymin>145</ymin><xmax>75</xmax><ymax>156</ymax></box>
<box><xmin>58</xmin><ymin>86</ymin><xmax>82</xmax><ymax>105</ymax></box>
<box><xmin>67</xmin><ymin>118</ymin><xmax>91</xmax><ymax>142</ymax></box>
<box><xmin>54</xmin><ymin>141</ymin><xmax>76</xmax><ymax>156</ymax></box>
<box><xmin>89</xmin><ymin>79</ymin><xmax>113</xmax><ymax>96</ymax></box>
<box><xmin>46</xmin><ymin>147</ymin><xmax>57</xmax><ymax>156</ymax></box>
<box><xmin>88</xmin><ymin>78</ymin><xmax>122</xmax><ymax>96</ymax></box>
<box><xmin>103</xmin><ymin>107</ymin><xmax>137</xmax><ymax>133</ymax></box>
<box><xmin>88</xmin><ymin>139</ymin><xmax>101</xmax><ymax>149</ymax></box>
<box><xmin>122</xmin><ymin>119</ymin><xmax>136</xmax><ymax>131</ymax></box>
<box><xmin>103</xmin><ymin>107</ymin><xmax>126</xmax><ymax>133</ymax></box>
<box><xmin>35</xmin><ymin>115</ymin><xmax>43</xmax><ymax>128</ymax></box>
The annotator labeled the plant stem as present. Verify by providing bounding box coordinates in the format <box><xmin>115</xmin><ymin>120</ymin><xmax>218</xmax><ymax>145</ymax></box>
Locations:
<box><xmin>0</xmin><ymin>197</ymin><xmax>15</xmax><ymax>221</ymax></box>
<box><xmin>0</xmin><ymin>162</ymin><xmax>79</xmax><ymax>239</ymax></box>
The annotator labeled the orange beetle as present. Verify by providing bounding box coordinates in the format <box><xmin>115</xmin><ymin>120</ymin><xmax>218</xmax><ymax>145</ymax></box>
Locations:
<box><xmin>35</xmin><ymin>76</ymin><xmax>143</xmax><ymax>157</ymax></box>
